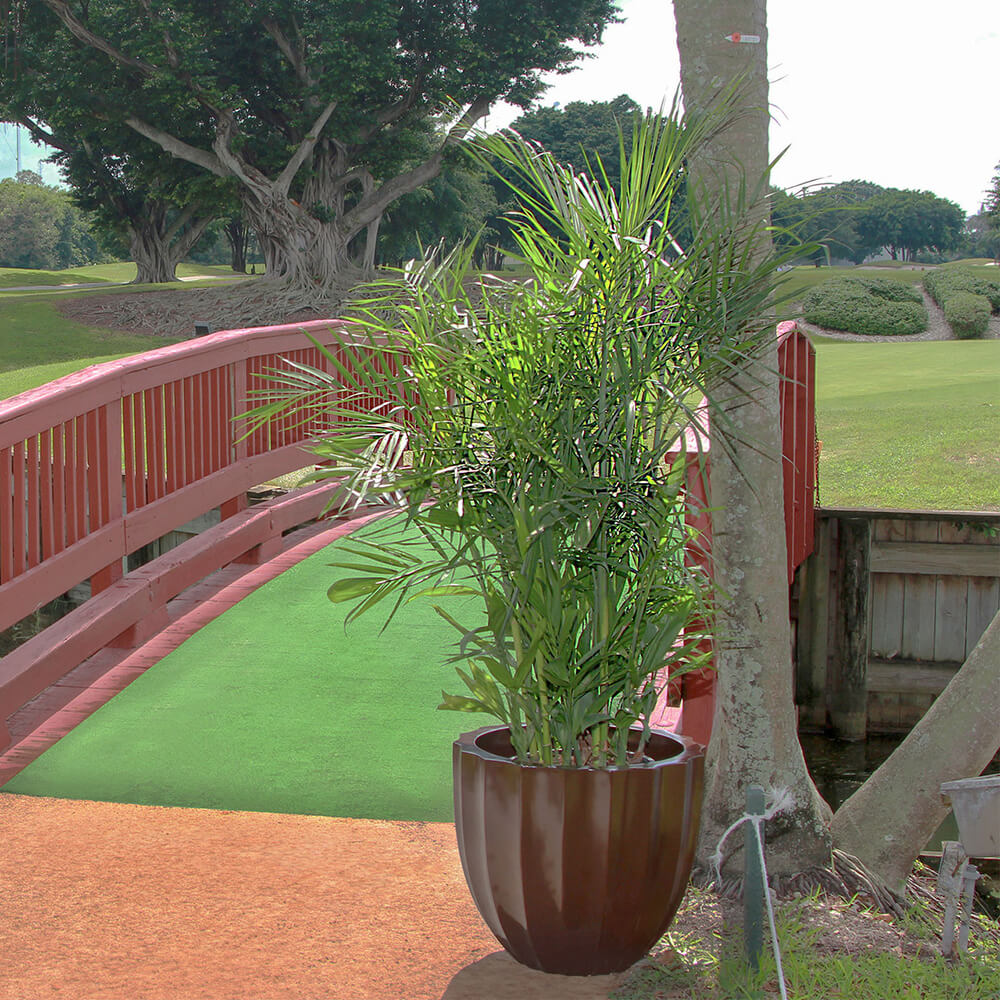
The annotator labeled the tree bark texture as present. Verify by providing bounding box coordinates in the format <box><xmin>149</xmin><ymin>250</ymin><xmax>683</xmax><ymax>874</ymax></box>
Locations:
<box><xmin>831</xmin><ymin>609</ymin><xmax>1000</xmax><ymax>892</ymax></box>
<box><xmin>673</xmin><ymin>0</ymin><xmax>832</xmax><ymax>877</ymax></box>
<box><xmin>128</xmin><ymin>204</ymin><xmax>212</xmax><ymax>285</ymax></box>
<box><xmin>224</xmin><ymin>218</ymin><xmax>250</xmax><ymax>274</ymax></box>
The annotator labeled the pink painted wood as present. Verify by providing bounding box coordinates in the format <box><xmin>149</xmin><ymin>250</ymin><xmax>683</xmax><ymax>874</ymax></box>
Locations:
<box><xmin>669</xmin><ymin>320</ymin><xmax>817</xmax><ymax>745</ymax></box>
<box><xmin>0</xmin><ymin>319</ymin><xmax>363</xmax><ymax>633</ymax></box>
<box><xmin>0</xmin><ymin>317</ymin><xmax>816</xmax><ymax>754</ymax></box>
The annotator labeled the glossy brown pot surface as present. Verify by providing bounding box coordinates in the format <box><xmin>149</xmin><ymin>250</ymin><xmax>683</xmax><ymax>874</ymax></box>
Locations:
<box><xmin>453</xmin><ymin>725</ymin><xmax>704</xmax><ymax>976</ymax></box>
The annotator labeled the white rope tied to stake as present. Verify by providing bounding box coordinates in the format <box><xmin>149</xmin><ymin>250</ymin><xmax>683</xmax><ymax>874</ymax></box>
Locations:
<box><xmin>709</xmin><ymin>786</ymin><xmax>794</xmax><ymax>1000</ymax></box>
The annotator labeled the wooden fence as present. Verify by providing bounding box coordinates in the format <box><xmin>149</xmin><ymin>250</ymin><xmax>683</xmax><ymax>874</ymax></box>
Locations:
<box><xmin>794</xmin><ymin>507</ymin><xmax>1000</xmax><ymax>737</ymax></box>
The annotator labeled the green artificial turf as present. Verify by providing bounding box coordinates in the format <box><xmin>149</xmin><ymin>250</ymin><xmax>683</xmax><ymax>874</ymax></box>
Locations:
<box><xmin>0</xmin><ymin>519</ymin><xmax>485</xmax><ymax>821</ymax></box>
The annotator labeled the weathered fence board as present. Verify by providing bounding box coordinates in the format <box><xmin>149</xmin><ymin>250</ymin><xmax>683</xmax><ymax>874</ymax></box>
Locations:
<box><xmin>795</xmin><ymin>508</ymin><xmax>1000</xmax><ymax>735</ymax></box>
<box><xmin>825</xmin><ymin>516</ymin><xmax>871</xmax><ymax>740</ymax></box>
<box><xmin>870</xmin><ymin>519</ymin><xmax>906</xmax><ymax>660</ymax></box>
<box><xmin>871</xmin><ymin>541</ymin><xmax>1000</xmax><ymax>577</ymax></box>
<box><xmin>968</xmin><ymin>577</ymin><xmax>1000</xmax><ymax>647</ymax></box>
<box><xmin>900</xmin><ymin>521</ymin><xmax>939</xmax><ymax>660</ymax></box>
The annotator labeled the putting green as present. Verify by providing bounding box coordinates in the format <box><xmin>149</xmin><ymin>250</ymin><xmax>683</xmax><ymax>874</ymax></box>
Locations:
<box><xmin>0</xmin><ymin>518</ymin><xmax>485</xmax><ymax>821</ymax></box>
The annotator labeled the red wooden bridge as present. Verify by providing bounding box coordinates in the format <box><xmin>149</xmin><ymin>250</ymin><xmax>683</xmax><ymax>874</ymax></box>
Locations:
<box><xmin>0</xmin><ymin>319</ymin><xmax>815</xmax><ymax>773</ymax></box>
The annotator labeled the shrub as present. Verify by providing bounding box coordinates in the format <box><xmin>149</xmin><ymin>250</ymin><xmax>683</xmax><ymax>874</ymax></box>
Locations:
<box><xmin>803</xmin><ymin>278</ymin><xmax>928</xmax><ymax>337</ymax></box>
<box><xmin>851</xmin><ymin>277</ymin><xmax>923</xmax><ymax>304</ymax></box>
<box><xmin>924</xmin><ymin>268</ymin><xmax>1000</xmax><ymax>312</ymax></box>
<box><xmin>943</xmin><ymin>291</ymin><xmax>991</xmax><ymax>339</ymax></box>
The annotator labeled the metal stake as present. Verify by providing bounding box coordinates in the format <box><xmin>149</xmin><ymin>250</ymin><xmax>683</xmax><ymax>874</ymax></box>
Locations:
<box><xmin>957</xmin><ymin>864</ymin><xmax>981</xmax><ymax>954</ymax></box>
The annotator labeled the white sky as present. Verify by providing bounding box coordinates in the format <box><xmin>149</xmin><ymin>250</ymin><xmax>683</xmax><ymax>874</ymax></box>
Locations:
<box><xmin>488</xmin><ymin>0</ymin><xmax>999</xmax><ymax>216</ymax></box>
<box><xmin>3</xmin><ymin>0</ymin><xmax>996</xmax><ymax>215</ymax></box>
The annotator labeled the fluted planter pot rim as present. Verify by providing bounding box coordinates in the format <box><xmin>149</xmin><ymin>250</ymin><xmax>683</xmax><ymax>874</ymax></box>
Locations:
<box><xmin>455</xmin><ymin>724</ymin><xmax>703</xmax><ymax>768</ymax></box>
<box><xmin>453</xmin><ymin>723</ymin><xmax>705</xmax><ymax>976</ymax></box>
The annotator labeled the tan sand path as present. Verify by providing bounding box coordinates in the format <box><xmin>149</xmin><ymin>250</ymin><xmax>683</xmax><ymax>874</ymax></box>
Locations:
<box><xmin>0</xmin><ymin>794</ymin><xmax>624</xmax><ymax>1000</ymax></box>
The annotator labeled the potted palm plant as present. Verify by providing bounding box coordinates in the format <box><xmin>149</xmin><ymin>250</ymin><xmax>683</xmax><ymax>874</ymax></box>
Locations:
<box><xmin>247</xmin><ymin>100</ymin><xmax>788</xmax><ymax>975</ymax></box>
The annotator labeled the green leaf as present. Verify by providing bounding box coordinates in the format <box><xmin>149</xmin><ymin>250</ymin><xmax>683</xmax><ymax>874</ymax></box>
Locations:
<box><xmin>327</xmin><ymin>577</ymin><xmax>386</xmax><ymax>603</ymax></box>
<box><xmin>437</xmin><ymin>693</ymin><xmax>493</xmax><ymax>714</ymax></box>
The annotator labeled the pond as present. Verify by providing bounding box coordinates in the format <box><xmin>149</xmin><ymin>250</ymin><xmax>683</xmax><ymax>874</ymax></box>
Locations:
<box><xmin>801</xmin><ymin>732</ymin><xmax>1000</xmax><ymax>915</ymax></box>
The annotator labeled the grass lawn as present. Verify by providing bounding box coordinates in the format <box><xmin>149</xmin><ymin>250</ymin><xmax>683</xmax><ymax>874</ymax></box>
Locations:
<box><xmin>813</xmin><ymin>338</ymin><xmax>1000</xmax><ymax>510</ymax></box>
<box><xmin>0</xmin><ymin>296</ymin><xmax>179</xmax><ymax>384</ymax></box>
<box><xmin>0</xmin><ymin>355</ymin><xmax>138</xmax><ymax>400</ymax></box>
<box><xmin>0</xmin><ymin>266</ymin><xmax>117</xmax><ymax>288</ymax></box>
<box><xmin>613</xmin><ymin>885</ymin><xmax>1000</xmax><ymax>1000</ymax></box>
<box><xmin>0</xmin><ymin>261</ymin><xmax>241</xmax><ymax>288</ymax></box>
<box><xmin>0</xmin><ymin>519</ymin><xmax>482</xmax><ymax>821</ymax></box>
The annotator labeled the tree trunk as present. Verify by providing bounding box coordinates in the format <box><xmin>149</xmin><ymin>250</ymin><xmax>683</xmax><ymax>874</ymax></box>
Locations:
<box><xmin>128</xmin><ymin>203</ymin><xmax>212</xmax><ymax>284</ymax></box>
<box><xmin>237</xmin><ymin>146</ymin><xmax>366</xmax><ymax>296</ymax></box>
<box><xmin>224</xmin><ymin>216</ymin><xmax>250</xmax><ymax>273</ymax></box>
<box><xmin>129</xmin><ymin>210</ymin><xmax>182</xmax><ymax>284</ymax></box>
<box><xmin>831</xmin><ymin>610</ymin><xmax>1000</xmax><ymax>893</ymax></box>
<box><xmin>673</xmin><ymin>0</ymin><xmax>832</xmax><ymax>878</ymax></box>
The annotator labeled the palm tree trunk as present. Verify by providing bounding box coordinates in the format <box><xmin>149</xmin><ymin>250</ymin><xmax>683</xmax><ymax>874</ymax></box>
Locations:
<box><xmin>673</xmin><ymin>0</ymin><xmax>832</xmax><ymax>877</ymax></box>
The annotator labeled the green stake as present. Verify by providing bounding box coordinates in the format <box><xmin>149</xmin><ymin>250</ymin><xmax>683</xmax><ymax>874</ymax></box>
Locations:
<box><xmin>745</xmin><ymin>785</ymin><xmax>766</xmax><ymax>970</ymax></box>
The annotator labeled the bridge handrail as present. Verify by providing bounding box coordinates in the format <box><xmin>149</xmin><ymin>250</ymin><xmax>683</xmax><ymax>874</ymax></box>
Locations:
<box><xmin>0</xmin><ymin>319</ymin><xmax>357</xmax><ymax>634</ymax></box>
<box><xmin>0</xmin><ymin>316</ymin><xmax>815</xmax><ymax>752</ymax></box>
<box><xmin>0</xmin><ymin>317</ymin><xmax>814</xmax><ymax>638</ymax></box>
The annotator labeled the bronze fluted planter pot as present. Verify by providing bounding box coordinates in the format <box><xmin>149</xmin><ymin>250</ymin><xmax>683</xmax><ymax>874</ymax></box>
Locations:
<box><xmin>453</xmin><ymin>725</ymin><xmax>705</xmax><ymax>976</ymax></box>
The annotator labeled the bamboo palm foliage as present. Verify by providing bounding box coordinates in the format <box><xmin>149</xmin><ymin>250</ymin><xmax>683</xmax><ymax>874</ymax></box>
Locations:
<box><xmin>244</xmin><ymin>98</ymin><xmax>796</xmax><ymax>767</ymax></box>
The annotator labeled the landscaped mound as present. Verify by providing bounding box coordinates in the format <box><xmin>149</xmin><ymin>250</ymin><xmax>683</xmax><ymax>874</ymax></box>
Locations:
<box><xmin>923</xmin><ymin>267</ymin><xmax>1000</xmax><ymax>339</ymax></box>
<box><xmin>803</xmin><ymin>277</ymin><xmax>927</xmax><ymax>337</ymax></box>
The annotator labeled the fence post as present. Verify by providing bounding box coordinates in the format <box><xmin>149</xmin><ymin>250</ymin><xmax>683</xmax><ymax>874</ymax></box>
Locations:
<box><xmin>795</xmin><ymin>513</ymin><xmax>830</xmax><ymax>728</ymax></box>
<box><xmin>744</xmin><ymin>785</ymin><xmax>766</xmax><ymax>970</ymax></box>
<box><xmin>827</xmin><ymin>515</ymin><xmax>871</xmax><ymax>740</ymax></box>
<box><xmin>90</xmin><ymin>400</ymin><xmax>125</xmax><ymax>594</ymax></box>
<box><xmin>222</xmin><ymin>353</ymin><xmax>250</xmax><ymax>520</ymax></box>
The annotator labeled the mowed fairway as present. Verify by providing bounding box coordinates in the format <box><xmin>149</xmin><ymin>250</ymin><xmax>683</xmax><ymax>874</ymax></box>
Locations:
<box><xmin>813</xmin><ymin>338</ymin><xmax>1000</xmax><ymax>510</ymax></box>
<box><xmin>0</xmin><ymin>520</ymin><xmax>482</xmax><ymax>821</ymax></box>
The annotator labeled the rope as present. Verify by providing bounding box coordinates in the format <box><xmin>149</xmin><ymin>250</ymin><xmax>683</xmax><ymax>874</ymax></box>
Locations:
<box><xmin>710</xmin><ymin>786</ymin><xmax>794</xmax><ymax>1000</ymax></box>
<box><xmin>750</xmin><ymin>814</ymin><xmax>789</xmax><ymax>1000</ymax></box>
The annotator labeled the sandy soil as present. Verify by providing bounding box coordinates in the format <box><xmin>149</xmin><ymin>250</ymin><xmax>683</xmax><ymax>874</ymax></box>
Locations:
<box><xmin>1</xmin><ymin>792</ymin><xmax>973</xmax><ymax>1000</ymax></box>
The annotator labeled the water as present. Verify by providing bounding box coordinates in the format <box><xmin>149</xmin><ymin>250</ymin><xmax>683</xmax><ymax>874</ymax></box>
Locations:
<box><xmin>799</xmin><ymin>733</ymin><xmax>979</xmax><ymax>848</ymax></box>
<box><xmin>801</xmin><ymin>733</ymin><xmax>1000</xmax><ymax>914</ymax></box>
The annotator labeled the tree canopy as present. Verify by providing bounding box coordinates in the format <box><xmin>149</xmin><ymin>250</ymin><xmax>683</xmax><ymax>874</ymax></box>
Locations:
<box><xmin>0</xmin><ymin>170</ymin><xmax>106</xmax><ymax>270</ymax></box>
<box><xmin>772</xmin><ymin>181</ymin><xmax>967</xmax><ymax>265</ymax></box>
<box><xmin>771</xmin><ymin>179</ymin><xmax>887</xmax><ymax>265</ymax></box>
<box><xmin>972</xmin><ymin>161</ymin><xmax>1000</xmax><ymax>262</ymax></box>
<box><xmin>5</xmin><ymin>0</ymin><xmax>619</xmax><ymax>297</ymax></box>
<box><xmin>507</xmin><ymin>94</ymin><xmax>642</xmax><ymax>179</ymax></box>
<box><xmin>855</xmin><ymin>187</ymin><xmax>965</xmax><ymax>261</ymax></box>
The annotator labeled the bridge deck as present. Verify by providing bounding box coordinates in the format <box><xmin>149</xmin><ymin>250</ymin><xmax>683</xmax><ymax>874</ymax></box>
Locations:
<box><xmin>0</xmin><ymin>511</ymin><xmax>386</xmax><ymax>785</ymax></box>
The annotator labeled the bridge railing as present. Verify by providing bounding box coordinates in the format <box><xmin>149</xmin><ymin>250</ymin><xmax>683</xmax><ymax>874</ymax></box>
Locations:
<box><xmin>0</xmin><ymin>319</ymin><xmax>367</xmax><ymax>636</ymax></box>
<box><xmin>1</xmin><ymin>317</ymin><xmax>815</xmax><ymax>750</ymax></box>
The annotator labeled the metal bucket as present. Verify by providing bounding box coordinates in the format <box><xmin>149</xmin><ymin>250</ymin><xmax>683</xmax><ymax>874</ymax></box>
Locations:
<box><xmin>940</xmin><ymin>775</ymin><xmax>1000</xmax><ymax>858</ymax></box>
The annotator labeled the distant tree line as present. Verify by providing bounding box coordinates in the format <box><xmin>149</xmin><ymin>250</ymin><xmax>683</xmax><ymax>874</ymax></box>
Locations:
<box><xmin>771</xmin><ymin>181</ymin><xmax>966</xmax><ymax>264</ymax></box>
<box><xmin>0</xmin><ymin>68</ymin><xmax>992</xmax><ymax>280</ymax></box>
<box><xmin>0</xmin><ymin>169</ymin><xmax>110</xmax><ymax>270</ymax></box>
<box><xmin>967</xmin><ymin>161</ymin><xmax>1000</xmax><ymax>264</ymax></box>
